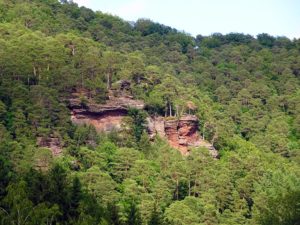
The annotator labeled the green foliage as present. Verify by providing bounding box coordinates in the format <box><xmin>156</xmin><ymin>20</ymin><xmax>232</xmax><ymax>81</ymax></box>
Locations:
<box><xmin>252</xmin><ymin>169</ymin><xmax>300</xmax><ymax>225</ymax></box>
<box><xmin>257</xmin><ymin>33</ymin><xmax>276</xmax><ymax>48</ymax></box>
<box><xmin>128</xmin><ymin>108</ymin><xmax>147</xmax><ymax>143</ymax></box>
<box><xmin>127</xmin><ymin>202</ymin><xmax>142</xmax><ymax>225</ymax></box>
<box><xmin>0</xmin><ymin>1</ymin><xmax>299</xmax><ymax>225</ymax></box>
<box><xmin>0</xmin><ymin>156</ymin><xmax>12</xmax><ymax>200</ymax></box>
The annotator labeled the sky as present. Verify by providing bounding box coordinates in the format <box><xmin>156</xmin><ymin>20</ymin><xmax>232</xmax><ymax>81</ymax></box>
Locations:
<box><xmin>73</xmin><ymin>0</ymin><xmax>300</xmax><ymax>39</ymax></box>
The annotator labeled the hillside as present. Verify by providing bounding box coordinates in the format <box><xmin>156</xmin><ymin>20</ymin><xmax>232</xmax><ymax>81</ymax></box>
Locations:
<box><xmin>0</xmin><ymin>0</ymin><xmax>299</xmax><ymax>224</ymax></box>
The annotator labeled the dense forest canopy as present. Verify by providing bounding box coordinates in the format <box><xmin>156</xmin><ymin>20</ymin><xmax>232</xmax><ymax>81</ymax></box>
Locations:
<box><xmin>0</xmin><ymin>0</ymin><xmax>299</xmax><ymax>224</ymax></box>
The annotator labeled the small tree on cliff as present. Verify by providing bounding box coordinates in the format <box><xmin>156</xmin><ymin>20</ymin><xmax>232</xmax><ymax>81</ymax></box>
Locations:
<box><xmin>186</xmin><ymin>101</ymin><xmax>197</xmax><ymax>115</ymax></box>
<box><xmin>148</xmin><ymin>75</ymin><xmax>181</xmax><ymax>117</ymax></box>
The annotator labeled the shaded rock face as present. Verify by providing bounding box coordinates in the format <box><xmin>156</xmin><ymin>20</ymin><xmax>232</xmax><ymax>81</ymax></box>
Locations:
<box><xmin>69</xmin><ymin>85</ymin><xmax>144</xmax><ymax>132</ymax></box>
<box><xmin>147</xmin><ymin>115</ymin><xmax>218</xmax><ymax>157</ymax></box>
<box><xmin>37</xmin><ymin>137</ymin><xmax>62</xmax><ymax>156</ymax></box>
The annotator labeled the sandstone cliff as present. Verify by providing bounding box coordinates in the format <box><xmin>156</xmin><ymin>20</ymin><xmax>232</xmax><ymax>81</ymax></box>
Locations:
<box><xmin>69</xmin><ymin>82</ymin><xmax>144</xmax><ymax>132</ymax></box>
<box><xmin>147</xmin><ymin>115</ymin><xmax>218</xmax><ymax>157</ymax></box>
<box><xmin>68</xmin><ymin>81</ymin><xmax>218</xmax><ymax>157</ymax></box>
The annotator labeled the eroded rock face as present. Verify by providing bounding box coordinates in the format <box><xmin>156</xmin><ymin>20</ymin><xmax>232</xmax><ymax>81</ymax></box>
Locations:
<box><xmin>164</xmin><ymin>115</ymin><xmax>200</xmax><ymax>155</ymax></box>
<box><xmin>68</xmin><ymin>84</ymin><xmax>217</xmax><ymax>157</ymax></box>
<box><xmin>148</xmin><ymin>115</ymin><xmax>218</xmax><ymax>157</ymax></box>
<box><xmin>69</xmin><ymin>86</ymin><xmax>145</xmax><ymax>132</ymax></box>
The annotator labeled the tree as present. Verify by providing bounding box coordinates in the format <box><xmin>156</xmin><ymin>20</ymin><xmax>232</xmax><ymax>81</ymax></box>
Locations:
<box><xmin>257</xmin><ymin>33</ymin><xmax>275</xmax><ymax>48</ymax></box>
<box><xmin>78</xmin><ymin>166</ymin><xmax>118</xmax><ymax>204</ymax></box>
<box><xmin>149</xmin><ymin>75</ymin><xmax>182</xmax><ymax>117</ymax></box>
<box><xmin>129</xmin><ymin>160</ymin><xmax>159</xmax><ymax>191</ymax></box>
<box><xmin>0</xmin><ymin>100</ymin><xmax>7</xmax><ymax>124</ymax></box>
<box><xmin>128</xmin><ymin>108</ymin><xmax>147</xmax><ymax>143</ymax></box>
<box><xmin>253</xmin><ymin>170</ymin><xmax>300</xmax><ymax>225</ymax></box>
<box><xmin>148</xmin><ymin>207</ymin><xmax>163</xmax><ymax>225</ymax></box>
<box><xmin>215</xmin><ymin>85</ymin><xmax>231</xmax><ymax>104</ymax></box>
<box><xmin>101</xmin><ymin>51</ymin><xmax>123</xmax><ymax>90</ymax></box>
<box><xmin>110</xmin><ymin>148</ymin><xmax>141</xmax><ymax>183</ymax></box>
<box><xmin>106</xmin><ymin>203</ymin><xmax>121</xmax><ymax>225</ymax></box>
<box><xmin>127</xmin><ymin>202</ymin><xmax>142</xmax><ymax>225</ymax></box>
<box><xmin>2</xmin><ymin>181</ymin><xmax>60</xmax><ymax>225</ymax></box>
<box><xmin>69</xmin><ymin>176</ymin><xmax>82</xmax><ymax>219</ymax></box>
<box><xmin>0</xmin><ymin>156</ymin><xmax>12</xmax><ymax>200</ymax></box>
<box><xmin>125</xmin><ymin>53</ymin><xmax>145</xmax><ymax>84</ymax></box>
<box><xmin>164</xmin><ymin>197</ymin><xmax>203</xmax><ymax>225</ymax></box>
<box><xmin>47</xmin><ymin>164</ymin><xmax>69</xmax><ymax>220</ymax></box>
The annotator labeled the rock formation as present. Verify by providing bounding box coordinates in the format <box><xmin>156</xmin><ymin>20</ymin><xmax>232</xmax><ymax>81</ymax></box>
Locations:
<box><xmin>147</xmin><ymin>115</ymin><xmax>218</xmax><ymax>157</ymax></box>
<box><xmin>68</xmin><ymin>81</ymin><xmax>218</xmax><ymax>157</ymax></box>
<box><xmin>69</xmin><ymin>81</ymin><xmax>144</xmax><ymax>132</ymax></box>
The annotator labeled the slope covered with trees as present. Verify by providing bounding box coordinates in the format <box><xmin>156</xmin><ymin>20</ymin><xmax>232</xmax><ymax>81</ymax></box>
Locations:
<box><xmin>0</xmin><ymin>0</ymin><xmax>299</xmax><ymax>224</ymax></box>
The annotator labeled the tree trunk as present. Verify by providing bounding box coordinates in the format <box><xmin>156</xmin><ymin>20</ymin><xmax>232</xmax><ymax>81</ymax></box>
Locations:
<box><xmin>165</xmin><ymin>104</ymin><xmax>168</xmax><ymax>117</ymax></box>
<box><xmin>188</xmin><ymin>175</ymin><xmax>191</xmax><ymax>196</ymax></box>
<box><xmin>176</xmin><ymin>178</ymin><xmax>179</xmax><ymax>200</ymax></box>
<box><xmin>107</xmin><ymin>73</ymin><xmax>110</xmax><ymax>90</ymax></box>
<box><xmin>33</xmin><ymin>66</ymin><xmax>37</xmax><ymax>77</ymax></box>
<box><xmin>71</xmin><ymin>46</ymin><xmax>75</xmax><ymax>56</ymax></box>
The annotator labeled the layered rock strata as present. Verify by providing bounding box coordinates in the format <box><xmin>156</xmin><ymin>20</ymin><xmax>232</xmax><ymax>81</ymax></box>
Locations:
<box><xmin>147</xmin><ymin>115</ymin><xmax>218</xmax><ymax>157</ymax></box>
<box><xmin>69</xmin><ymin>94</ymin><xmax>144</xmax><ymax>132</ymax></box>
<box><xmin>68</xmin><ymin>82</ymin><xmax>217</xmax><ymax>157</ymax></box>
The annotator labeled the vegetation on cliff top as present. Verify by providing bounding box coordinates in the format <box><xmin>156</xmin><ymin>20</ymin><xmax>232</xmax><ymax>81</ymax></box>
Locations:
<box><xmin>0</xmin><ymin>0</ymin><xmax>299</xmax><ymax>224</ymax></box>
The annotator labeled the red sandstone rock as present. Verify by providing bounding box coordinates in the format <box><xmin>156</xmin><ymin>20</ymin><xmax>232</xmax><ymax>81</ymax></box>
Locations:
<box><xmin>68</xmin><ymin>86</ymin><xmax>218</xmax><ymax>158</ymax></box>
<box><xmin>148</xmin><ymin>115</ymin><xmax>218</xmax><ymax>157</ymax></box>
<box><xmin>69</xmin><ymin>87</ymin><xmax>145</xmax><ymax>133</ymax></box>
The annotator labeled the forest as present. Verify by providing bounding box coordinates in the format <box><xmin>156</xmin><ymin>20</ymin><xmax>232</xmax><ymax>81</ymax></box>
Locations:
<box><xmin>0</xmin><ymin>0</ymin><xmax>299</xmax><ymax>224</ymax></box>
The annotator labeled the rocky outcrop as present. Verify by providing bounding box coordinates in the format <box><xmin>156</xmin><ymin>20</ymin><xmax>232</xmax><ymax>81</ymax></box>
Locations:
<box><xmin>68</xmin><ymin>82</ymin><xmax>217</xmax><ymax>157</ymax></box>
<box><xmin>37</xmin><ymin>136</ymin><xmax>63</xmax><ymax>156</ymax></box>
<box><xmin>71</xmin><ymin>110</ymin><xmax>127</xmax><ymax>132</ymax></box>
<box><xmin>69</xmin><ymin>83</ymin><xmax>144</xmax><ymax>132</ymax></box>
<box><xmin>147</xmin><ymin>115</ymin><xmax>218</xmax><ymax>157</ymax></box>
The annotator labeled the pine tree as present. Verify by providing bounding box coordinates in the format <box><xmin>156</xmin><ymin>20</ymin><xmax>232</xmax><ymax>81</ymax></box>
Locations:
<box><xmin>107</xmin><ymin>203</ymin><xmax>120</xmax><ymax>225</ymax></box>
<box><xmin>0</xmin><ymin>156</ymin><xmax>12</xmax><ymax>200</ymax></box>
<box><xmin>148</xmin><ymin>208</ymin><xmax>163</xmax><ymax>225</ymax></box>
<box><xmin>69</xmin><ymin>176</ymin><xmax>82</xmax><ymax>219</ymax></box>
<box><xmin>127</xmin><ymin>202</ymin><xmax>142</xmax><ymax>225</ymax></box>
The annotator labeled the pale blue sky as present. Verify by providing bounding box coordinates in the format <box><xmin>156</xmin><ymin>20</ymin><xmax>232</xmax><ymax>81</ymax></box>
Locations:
<box><xmin>73</xmin><ymin>0</ymin><xmax>300</xmax><ymax>39</ymax></box>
